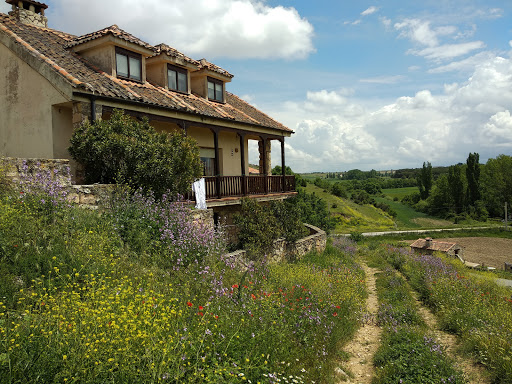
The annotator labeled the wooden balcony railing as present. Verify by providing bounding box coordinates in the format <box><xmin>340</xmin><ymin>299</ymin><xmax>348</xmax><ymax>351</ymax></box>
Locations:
<box><xmin>192</xmin><ymin>175</ymin><xmax>296</xmax><ymax>200</ymax></box>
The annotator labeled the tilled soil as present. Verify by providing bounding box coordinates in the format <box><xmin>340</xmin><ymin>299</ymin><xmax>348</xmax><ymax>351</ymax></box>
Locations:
<box><xmin>437</xmin><ymin>237</ymin><xmax>512</xmax><ymax>269</ymax></box>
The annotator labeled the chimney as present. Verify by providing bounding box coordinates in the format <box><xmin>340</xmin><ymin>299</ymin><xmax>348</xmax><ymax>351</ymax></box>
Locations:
<box><xmin>425</xmin><ymin>237</ymin><xmax>433</xmax><ymax>247</ymax></box>
<box><xmin>7</xmin><ymin>0</ymin><xmax>48</xmax><ymax>28</ymax></box>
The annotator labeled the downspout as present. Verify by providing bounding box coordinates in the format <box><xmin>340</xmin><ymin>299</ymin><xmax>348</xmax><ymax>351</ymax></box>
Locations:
<box><xmin>90</xmin><ymin>95</ymin><xmax>97</xmax><ymax>122</ymax></box>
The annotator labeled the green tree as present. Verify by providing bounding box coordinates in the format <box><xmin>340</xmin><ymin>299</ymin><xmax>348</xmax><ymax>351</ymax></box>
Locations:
<box><xmin>331</xmin><ymin>182</ymin><xmax>348</xmax><ymax>198</ymax></box>
<box><xmin>271</xmin><ymin>165</ymin><xmax>294</xmax><ymax>175</ymax></box>
<box><xmin>417</xmin><ymin>161</ymin><xmax>433</xmax><ymax>200</ymax></box>
<box><xmin>448</xmin><ymin>164</ymin><xmax>465</xmax><ymax>214</ymax></box>
<box><xmin>481</xmin><ymin>154</ymin><xmax>512</xmax><ymax>217</ymax></box>
<box><xmin>69</xmin><ymin>109</ymin><xmax>202</xmax><ymax>197</ymax></box>
<box><xmin>426</xmin><ymin>174</ymin><xmax>452</xmax><ymax>216</ymax></box>
<box><xmin>465</xmin><ymin>152</ymin><xmax>481</xmax><ymax>207</ymax></box>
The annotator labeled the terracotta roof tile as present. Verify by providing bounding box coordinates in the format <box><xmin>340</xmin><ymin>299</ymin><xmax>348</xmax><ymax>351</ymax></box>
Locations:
<box><xmin>410</xmin><ymin>239</ymin><xmax>461</xmax><ymax>253</ymax></box>
<box><xmin>0</xmin><ymin>13</ymin><xmax>291</xmax><ymax>133</ymax></box>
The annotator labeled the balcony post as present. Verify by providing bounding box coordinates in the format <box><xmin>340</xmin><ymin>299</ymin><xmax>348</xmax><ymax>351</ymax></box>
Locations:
<box><xmin>239</xmin><ymin>133</ymin><xmax>247</xmax><ymax>196</ymax></box>
<box><xmin>280</xmin><ymin>138</ymin><xmax>286</xmax><ymax>192</ymax></box>
<box><xmin>260</xmin><ymin>137</ymin><xmax>269</xmax><ymax>194</ymax></box>
<box><xmin>213</xmin><ymin>128</ymin><xmax>221</xmax><ymax>199</ymax></box>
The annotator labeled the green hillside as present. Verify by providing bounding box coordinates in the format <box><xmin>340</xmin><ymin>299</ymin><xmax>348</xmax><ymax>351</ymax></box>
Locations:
<box><xmin>303</xmin><ymin>184</ymin><xmax>396</xmax><ymax>233</ymax></box>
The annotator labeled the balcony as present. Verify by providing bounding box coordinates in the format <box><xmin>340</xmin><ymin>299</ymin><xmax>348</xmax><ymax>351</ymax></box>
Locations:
<box><xmin>190</xmin><ymin>175</ymin><xmax>296</xmax><ymax>203</ymax></box>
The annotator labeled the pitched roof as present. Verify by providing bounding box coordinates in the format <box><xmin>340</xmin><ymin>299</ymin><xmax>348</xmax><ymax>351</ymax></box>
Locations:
<box><xmin>0</xmin><ymin>13</ymin><xmax>291</xmax><ymax>133</ymax></box>
<box><xmin>410</xmin><ymin>238</ymin><xmax>461</xmax><ymax>253</ymax></box>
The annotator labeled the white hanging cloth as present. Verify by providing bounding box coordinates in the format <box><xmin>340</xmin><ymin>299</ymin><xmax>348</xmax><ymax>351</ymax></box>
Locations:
<box><xmin>192</xmin><ymin>178</ymin><xmax>207</xmax><ymax>210</ymax></box>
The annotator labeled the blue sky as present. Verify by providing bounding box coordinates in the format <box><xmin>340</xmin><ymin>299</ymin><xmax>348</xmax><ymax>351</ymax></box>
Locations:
<box><xmin>2</xmin><ymin>0</ymin><xmax>512</xmax><ymax>172</ymax></box>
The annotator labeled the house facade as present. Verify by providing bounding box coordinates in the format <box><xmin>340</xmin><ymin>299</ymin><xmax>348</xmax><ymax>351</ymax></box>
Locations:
<box><xmin>0</xmin><ymin>0</ymin><xmax>295</xmax><ymax>209</ymax></box>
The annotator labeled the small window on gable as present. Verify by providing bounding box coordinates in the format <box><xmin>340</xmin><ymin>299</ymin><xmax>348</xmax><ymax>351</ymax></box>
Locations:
<box><xmin>115</xmin><ymin>47</ymin><xmax>142</xmax><ymax>82</ymax></box>
<box><xmin>207</xmin><ymin>77</ymin><xmax>224</xmax><ymax>102</ymax></box>
<box><xmin>168</xmin><ymin>64</ymin><xmax>188</xmax><ymax>93</ymax></box>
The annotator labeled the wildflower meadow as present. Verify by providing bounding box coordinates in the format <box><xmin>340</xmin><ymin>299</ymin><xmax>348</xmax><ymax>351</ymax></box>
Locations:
<box><xmin>0</xmin><ymin>166</ymin><xmax>366</xmax><ymax>383</ymax></box>
<box><xmin>381</xmin><ymin>243</ymin><xmax>512</xmax><ymax>383</ymax></box>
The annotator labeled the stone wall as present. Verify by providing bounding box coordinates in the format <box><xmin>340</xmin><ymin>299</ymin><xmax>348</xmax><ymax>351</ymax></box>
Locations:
<box><xmin>224</xmin><ymin>223</ymin><xmax>327</xmax><ymax>266</ymax></box>
<box><xmin>1</xmin><ymin>157</ymin><xmax>71</xmax><ymax>186</ymax></box>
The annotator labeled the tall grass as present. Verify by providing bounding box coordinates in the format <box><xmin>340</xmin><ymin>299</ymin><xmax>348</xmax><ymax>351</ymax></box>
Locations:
<box><xmin>0</xmin><ymin>171</ymin><xmax>366</xmax><ymax>383</ymax></box>
<box><xmin>382</xmin><ymin>245</ymin><xmax>512</xmax><ymax>383</ymax></box>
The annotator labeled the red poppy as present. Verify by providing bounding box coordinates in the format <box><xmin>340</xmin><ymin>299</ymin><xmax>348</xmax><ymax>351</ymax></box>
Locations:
<box><xmin>232</xmin><ymin>284</ymin><xmax>239</xmax><ymax>288</ymax></box>
<box><xmin>198</xmin><ymin>306</ymin><xmax>204</xmax><ymax>310</ymax></box>
<box><xmin>251</xmin><ymin>294</ymin><xmax>256</xmax><ymax>300</ymax></box>
<box><xmin>336</xmin><ymin>305</ymin><xmax>341</xmax><ymax>309</ymax></box>
<box><xmin>333</xmin><ymin>312</ymin><xmax>338</xmax><ymax>317</ymax></box>
<box><xmin>198</xmin><ymin>312</ymin><xmax>204</xmax><ymax>317</ymax></box>
<box><xmin>187</xmin><ymin>301</ymin><xmax>193</xmax><ymax>307</ymax></box>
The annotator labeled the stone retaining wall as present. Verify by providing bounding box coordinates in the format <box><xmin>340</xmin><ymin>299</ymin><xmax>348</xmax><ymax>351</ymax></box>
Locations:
<box><xmin>1</xmin><ymin>157</ymin><xmax>72</xmax><ymax>186</ymax></box>
<box><xmin>224</xmin><ymin>223</ymin><xmax>327</xmax><ymax>266</ymax></box>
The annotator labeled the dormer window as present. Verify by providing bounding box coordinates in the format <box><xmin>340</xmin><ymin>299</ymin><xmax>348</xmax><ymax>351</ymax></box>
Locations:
<box><xmin>115</xmin><ymin>47</ymin><xmax>142</xmax><ymax>81</ymax></box>
<box><xmin>168</xmin><ymin>64</ymin><xmax>188</xmax><ymax>93</ymax></box>
<box><xmin>208</xmin><ymin>77</ymin><xmax>224</xmax><ymax>102</ymax></box>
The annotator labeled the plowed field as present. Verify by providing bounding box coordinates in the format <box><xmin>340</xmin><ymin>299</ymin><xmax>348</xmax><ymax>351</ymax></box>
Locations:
<box><xmin>434</xmin><ymin>237</ymin><xmax>512</xmax><ymax>269</ymax></box>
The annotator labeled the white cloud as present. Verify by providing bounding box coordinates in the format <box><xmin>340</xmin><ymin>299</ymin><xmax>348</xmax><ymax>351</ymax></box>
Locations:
<box><xmin>380</xmin><ymin>16</ymin><xmax>392</xmax><ymax>29</ymax></box>
<box><xmin>410</xmin><ymin>41</ymin><xmax>485</xmax><ymax>61</ymax></box>
<box><xmin>359</xmin><ymin>75</ymin><xmax>405</xmax><ymax>84</ymax></box>
<box><xmin>361</xmin><ymin>6</ymin><xmax>379</xmax><ymax>16</ymax></box>
<box><xmin>395</xmin><ymin>19</ymin><xmax>441</xmax><ymax>47</ymax></box>
<box><xmin>395</xmin><ymin>18</ymin><xmax>485</xmax><ymax>62</ymax></box>
<box><xmin>271</xmin><ymin>53</ymin><xmax>512</xmax><ymax>172</ymax></box>
<box><xmin>482</xmin><ymin>111</ymin><xmax>512</xmax><ymax>144</ymax></box>
<box><xmin>306</xmin><ymin>90</ymin><xmax>346</xmax><ymax>105</ymax></box>
<box><xmin>429</xmin><ymin>51</ymin><xmax>496</xmax><ymax>73</ymax></box>
<box><xmin>46</xmin><ymin>0</ymin><xmax>314</xmax><ymax>60</ymax></box>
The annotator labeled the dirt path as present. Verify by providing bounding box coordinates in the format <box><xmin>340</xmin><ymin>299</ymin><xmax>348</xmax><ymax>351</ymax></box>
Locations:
<box><xmin>336</xmin><ymin>264</ymin><xmax>381</xmax><ymax>383</ymax></box>
<box><xmin>407</xmin><ymin>283</ymin><xmax>491</xmax><ymax>384</ymax></box>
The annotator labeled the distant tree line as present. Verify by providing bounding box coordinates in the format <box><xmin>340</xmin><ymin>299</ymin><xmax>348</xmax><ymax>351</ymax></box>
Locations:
<box><xmin>401</xmin><ymin>153</ymin><xmax>512</xmax><ymax>221</ymax></box>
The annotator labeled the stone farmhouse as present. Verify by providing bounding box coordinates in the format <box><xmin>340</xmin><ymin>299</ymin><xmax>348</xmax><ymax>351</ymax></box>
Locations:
<box><xmin>410</xmin><ymin>238</ymin><xmax>464</xmax><ymax>258</ymax></box>
<box><xmin>0</xmin><ymin>0</ymin><xmax>296</xmax><ymax>218</ymax></box>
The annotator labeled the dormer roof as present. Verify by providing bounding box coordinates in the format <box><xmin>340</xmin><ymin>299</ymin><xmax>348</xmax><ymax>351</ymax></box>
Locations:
<box><xmin>198</xmin><ymin>58</ymin><xmax>233</xmax><ymax>79</ymax></box>
<box><xmin>66</xmin><ymin>24</ymin><xmax>154</xmax><ymax>56</ymax></box>
<box><xmin>153</xmin><ymin>43</ymin><xmax>199</xmax><ymax>66</ymax></box>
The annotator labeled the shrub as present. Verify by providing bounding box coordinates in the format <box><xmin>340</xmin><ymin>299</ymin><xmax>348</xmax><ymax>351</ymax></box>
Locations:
<box><xmin>351</xmin><ymin>189</ymin><xmax>375</xmax><ymax>205</ymax></box>
<box><xmin>69</xmin><ymin>109</ymin><xmax>202</xmax><ymax>197</ymax></box>
<box><xmin>349</xmin><ymin>231</ymin><xmax>364</xmax><ymax>243</ymax></box>
<box><xmin>286</xmin><ymin>189</ymin><xmax>336</xmax><ymax>232</ymax></box>
<box><xmin>271</xmin><ymin>200</ymin><xmax>308</xmax><ymax>242</ymax></box>
<box><xmin>374</xmin><ymin>201</ymin><xmax>397</xmax><ymax>218</ymax></box>
<box><xmin>234</xmin><ymin>198</ymin><xmax>281</xmax><ymax>259</ymax></box>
